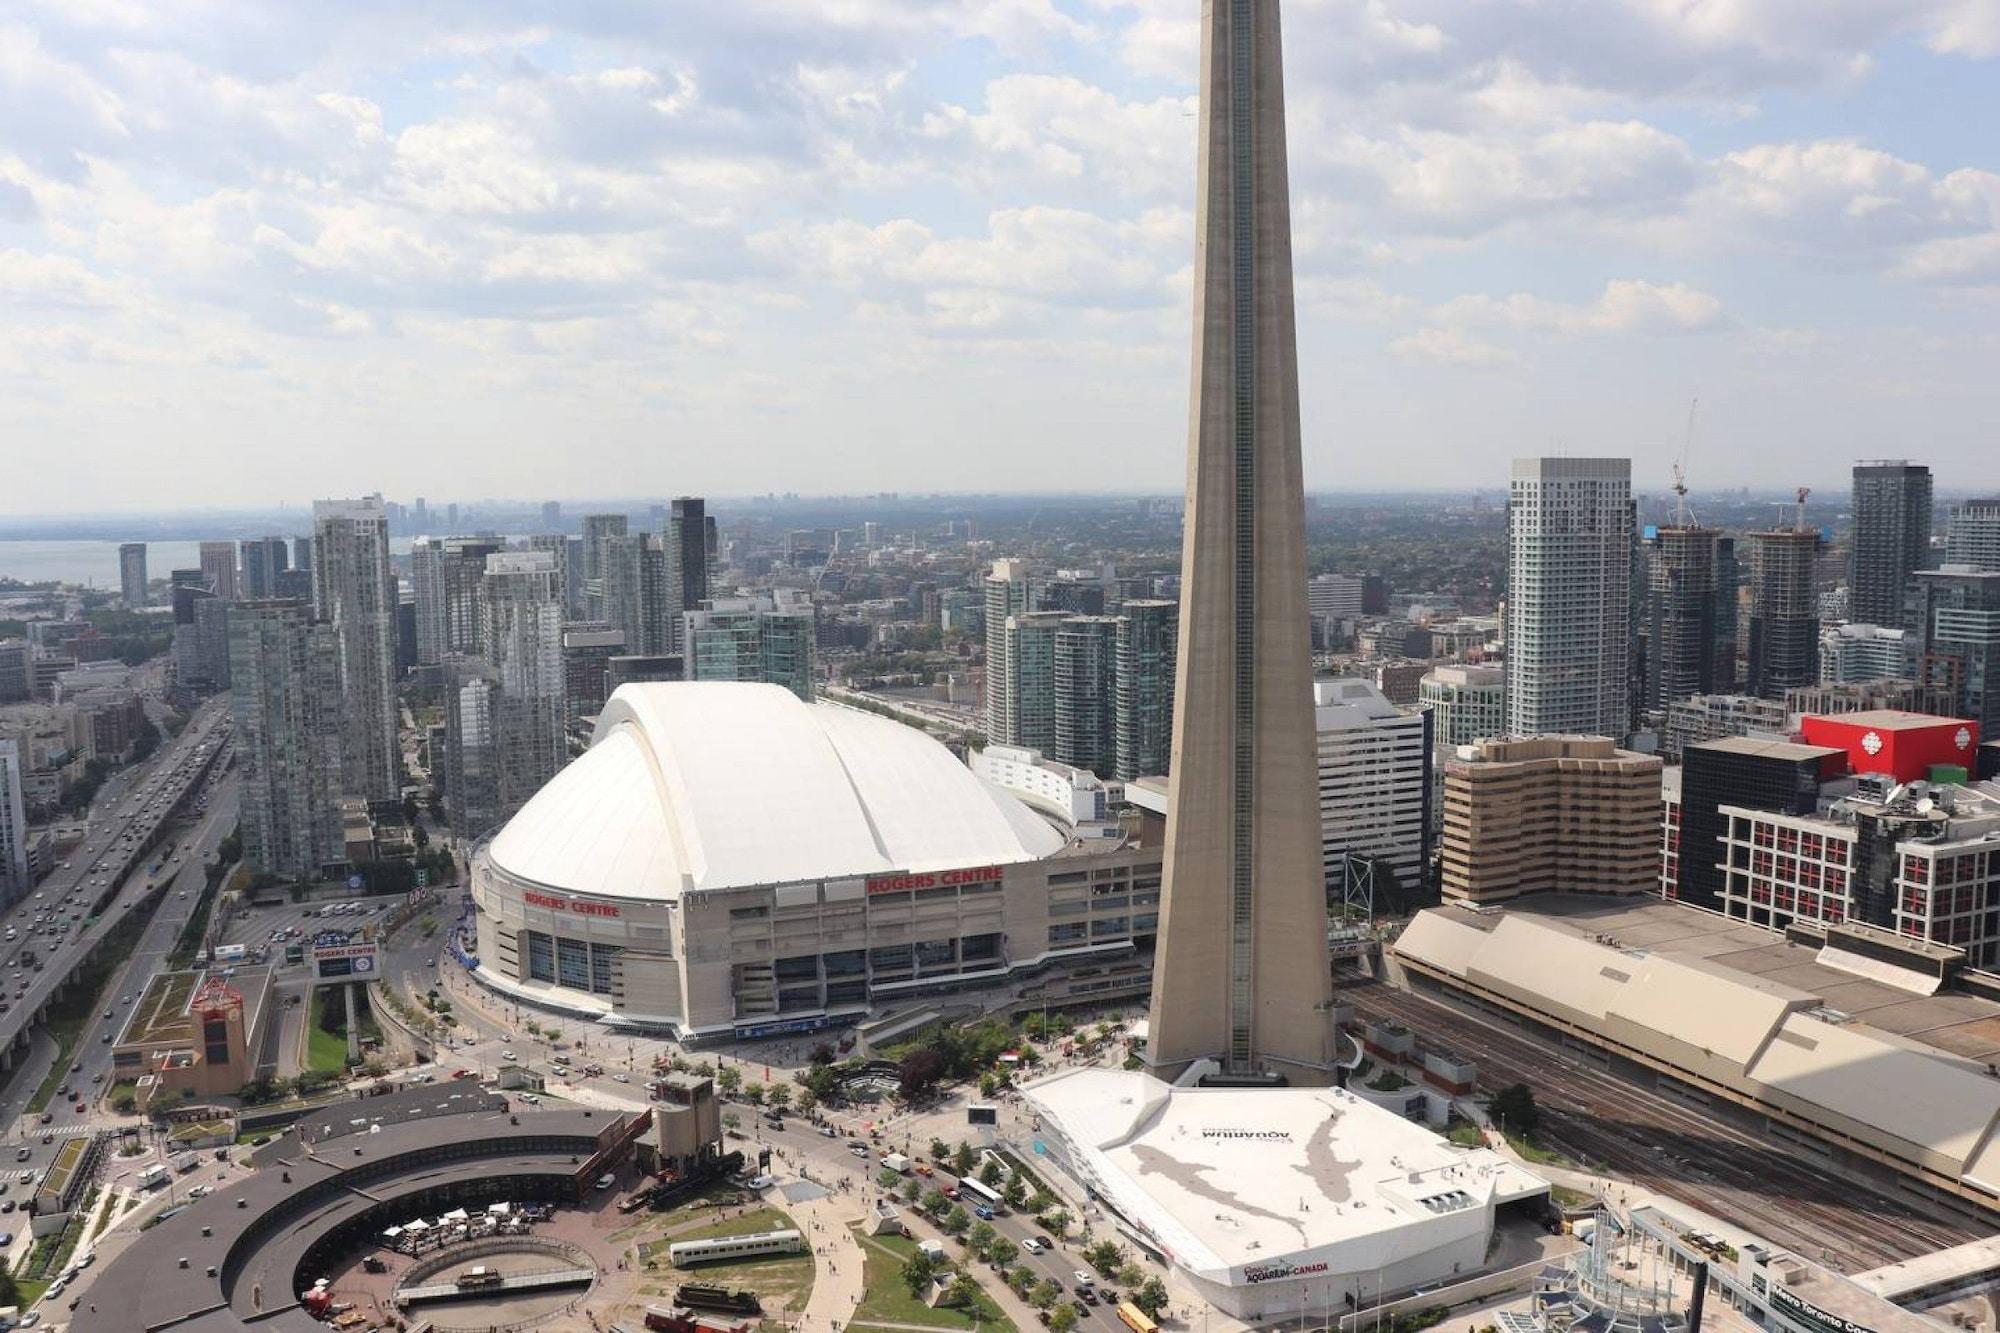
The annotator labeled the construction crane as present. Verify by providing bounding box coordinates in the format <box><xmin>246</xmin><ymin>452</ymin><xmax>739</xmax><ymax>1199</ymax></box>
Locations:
<box><xmin>1774</xmin><ymin>486</ymin><xmax>1812</xmax><ymax>531</ymax></box>
<box><xmin>1671</xmin><ymin>397</ymin><xmax>1699</xmax><ymax>528</ymax></box>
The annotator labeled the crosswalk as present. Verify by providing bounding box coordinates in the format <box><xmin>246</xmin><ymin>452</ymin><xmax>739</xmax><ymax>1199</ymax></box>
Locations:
<box><xmin>38</xmin><ymin>1123</ymin><xmax>92</xmax><ymax>1139</ymax></box>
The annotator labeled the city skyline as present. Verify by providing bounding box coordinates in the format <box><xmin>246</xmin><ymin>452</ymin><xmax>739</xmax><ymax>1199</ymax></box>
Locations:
<box><xmin>3</xmin><ymin>4</ymin><xmax>1999</xmax><ymax>511</ymax></box>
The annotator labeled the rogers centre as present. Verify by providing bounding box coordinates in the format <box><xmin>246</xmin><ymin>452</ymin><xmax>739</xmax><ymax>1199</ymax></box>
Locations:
<box><xmin>467</xmin><ymin>683</ymin><xmax>1164</xmax><ymax>1041</ymax></box>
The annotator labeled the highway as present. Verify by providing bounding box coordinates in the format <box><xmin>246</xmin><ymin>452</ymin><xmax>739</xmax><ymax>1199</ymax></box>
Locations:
<box><xmin>0</xmin><ymin>696</ymin><xmax>232</xmax><ymax>1130</ymax></box>
<box><xmin>1344</xmin><ymin>980</ymin><xmax>1980</xmax><ymax>1271</ymax></box>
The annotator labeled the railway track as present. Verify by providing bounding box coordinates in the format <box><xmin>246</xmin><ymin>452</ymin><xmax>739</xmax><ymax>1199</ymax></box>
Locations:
<box><xmin>1344</xmin><ymin>981</ymin><xmax>1984</xmax><ymax>1271</ymax></box>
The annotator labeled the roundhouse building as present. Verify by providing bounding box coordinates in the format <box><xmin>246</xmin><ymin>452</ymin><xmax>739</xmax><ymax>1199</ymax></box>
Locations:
<box><xmin>469</xmin><ymin>683</ymin><xmax>1163</xmax><ymax>1040</ymax></box>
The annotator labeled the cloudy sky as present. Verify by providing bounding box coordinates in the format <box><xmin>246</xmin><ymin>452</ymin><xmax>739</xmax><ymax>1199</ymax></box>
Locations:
<box><xmin>4</xmin><ymin>0</ymin><xmax>1999</xmax><ymax>513</ymax></box>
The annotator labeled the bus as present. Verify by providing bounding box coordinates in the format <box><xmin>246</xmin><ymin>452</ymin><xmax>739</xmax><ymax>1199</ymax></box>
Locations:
<box><xmin>1117</xmin><ymin>1302</ymin><xmax>1158</xmax><ymax>1333</ymax></box>
<box><xmin>668</xmin><ymin>1230</ymin><xmax>803</xmax><ymax>1268</ymax></box>
<box><xmin>957</xmin><ymin>1175</ymin><xmax>1004</xmax><ymax>1211</ymax></box>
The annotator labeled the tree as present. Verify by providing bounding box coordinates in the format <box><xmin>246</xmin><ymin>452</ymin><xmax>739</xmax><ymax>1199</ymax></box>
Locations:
<box><xmin>942</xmin><ymin>1204</ymin><xmax>972</xmax><ymax>1236</ymax></box>
<box><xmin>810</xmin><ymin>1042</ymin><xmax>837</xmax><ymax>1065</ymax></box>
<box><xmin>1134</xmin><ymin>1278</ymin><xmax>1170</xmax><ymax>1318</ymax></box>
<box><xmin>803</xmin><ymin>1063</ymin><xmax>841</xmax><ymax>1102</ymax></box>
<box><xmin>878</xmin><ymin>1168</ymin><xmax>903</xmax><ymax>1190</ymax></box>
<box><xmin>1050</xmin><ymin>1302</ymin><xmax>1079</xmax><ymax>1333</ymax></box>
<box><xmin>1085</xmin><ymin>1240</ymin><xmax>1124</xmax><ymax>1275</ymax></box>
<box><xmin>1040</xmin><ymin>1207</ymin><xmax>1071</xmax><ymax>1238</ymax></box>
<box><xmin>900</xmin><ymin>1047</ymin><xmax>946</xmax><ymax>1102</ymax></box>
<box><xmin>1009</xmin><ymin>1265</ymin><xmax>1036</xmax><ymax>1293</ymax></box>
<box><xmin>1117</xmin><ymin>1263</ymin><xmax>1145</xmax><ymax>1289</ymax></box>
<box><xmin>978</xmin><ymin>1158</ymin><xmax>1003</xmax><ymax>1187</ymax></box>
<box><xmin>743</xmin><ymin>1082</ymin><xmax>767</xmax><ymax>1106</ymax></box>
<box><xmin>1490</xmin><ymin>1083</ymin><xmax>1541</xmax><ymax>1139</ymax></box>
<box><xmin>952</xmin><ymin>1141</ymin><xmax>975</xmax><ymax>1177</ymax></box>
<box><xmin>900</xmin><ymin>1179</ymin><xmax>922</xmax><ymax>1204</ymax></box>
<box><xmin>901</xmin><ymin>1251</ymin><xmax>941</xmax><ymax>1298</ymax></box>
<box><xmin>929</xmin><ymin>1136</ymin><xmax>951</xmax><ymax>1161</ymax></box>
<box><xmin>717</xmin><ymin>1064</ymin><xmax>743</xmax><ymax>1094</ymax></box>
<box><xmin>1003</xmin><ymin>1175</ymin><xmax>1029</xmax><ymax>1209</ymax></box>
<box><xmin>1031</xmin><ymin>1280</ymin><xmax>1061</xmax><ymax>1310</ymax></box>
<box><xmin>989</xmin><ymin>1238</ymin><xmax>1019</xmax><ymax>1268</ymax></box>
<box><xmin>766</xmin><ymin>1083</ymin><xmax>793</xmax><ymax>1111</ymax></box>
<box><xmin>945</xmin><ymin>1274</ymin><xmax>981</xmax><ymax>1310</ymax></box>
<box><xmin>922</xmin><ymin>1188</ymin><xmax>949</xmax><ymax>1216</ymax></box>
<box><xmin>968</xmin><ymin>1221</ymin><xmax>997</xmax><ymax>1256</ymax></box>
<box><xmin>794</xmin><ymin>1087</ymin><xmax>818</xmax><ymax>1113</ymax></box>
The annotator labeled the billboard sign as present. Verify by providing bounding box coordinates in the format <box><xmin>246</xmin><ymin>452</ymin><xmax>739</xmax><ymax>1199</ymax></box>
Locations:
<box><xmin>311</xmin><ymin>939</ymin><xmax>380</xmax><ymax>983</ymax></box>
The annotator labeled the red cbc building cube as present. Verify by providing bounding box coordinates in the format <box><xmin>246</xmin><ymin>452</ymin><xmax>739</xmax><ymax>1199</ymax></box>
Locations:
<box><xmin>1798</xmin><ymin>710</ymin><xmax>1981</xmax><ymax>784</ymax></box>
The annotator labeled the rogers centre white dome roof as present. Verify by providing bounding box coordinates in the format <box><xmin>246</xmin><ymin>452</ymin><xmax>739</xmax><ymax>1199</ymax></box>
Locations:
<box><xmin>485</xmin><ymin>682</ymin><xmax>1066</xmax><ymax>902</ymax></box>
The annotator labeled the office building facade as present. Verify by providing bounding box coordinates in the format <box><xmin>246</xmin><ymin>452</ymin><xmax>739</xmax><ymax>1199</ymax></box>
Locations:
<box><xmin>1851</xmin><ymin>461</ymin><xmax>1933</xmax><ymax>626</ymax></box>
<box><xmin>1673</xmin><ymin>737</ymin><xmax>1843</xmax><ymax>912</ymax></box>
<box><xmin>669</xmin><ymin>497</ymin><xmax>711</xmax><ymax>649</ymax></box>
<box><xmin>1504</xmin><ymin>457</ymin><xmax>1634</xmax><ymax>738</ymax></box>
<box><xmin>1418</xmin><ymin>664</ymin><xmax>1504</xmax><ymax>748</ymax></box>
<box><xmin>1312</xmin><ymin>680</ymin><xmax>1432</xmax><ymax>895</ymax></box>
<box><xmin>238</xmin><ymin>536</ymin><xmax>290</xmax><ymax>600</ymax></box>
<box><xmin>198</xmin><ymin>540</ymin><xmax>239</xmax><ymax>602</ymax></box>
<box><xmin>312</xmin><ymin>495</ymin><xmax>400</xmax><ymax>801</ymax></box>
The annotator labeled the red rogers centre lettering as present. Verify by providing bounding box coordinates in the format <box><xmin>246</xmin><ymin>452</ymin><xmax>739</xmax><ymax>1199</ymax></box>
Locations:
<box><xmin>866</xmin><ymin>865</ymin><xmax>1006</xmax><ymax>894</ymax></box>
<box><xmin>523</xmin><ymin>890</ymin><xmax>621</xmax><ymax>918</ymax></box>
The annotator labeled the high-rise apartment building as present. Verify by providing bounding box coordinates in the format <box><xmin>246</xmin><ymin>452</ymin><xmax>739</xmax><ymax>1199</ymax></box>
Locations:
<box><xmin>444</xmin><ymin>660</ymin><xmax>502</xmax><ymax>834</ymax></box>
<box><xmin>0</xmin><ymin>739</ymin><xmax>26</xmax><ymax>903</ymax></box>
<box><xmin>478</xmin><ymin>551</ymin><xmax>567</xmax><ymax>823</ymax></box>
<box><xmin>118</xmin><ymin>543</ymin><xmax>148</xmax><ymax>607</ymax></box>
<box><xmin>1312</xmin><ymin>680</ymin><xmax>1431</xmax><ymax>895</ymax></box>
<box><xmin>410</xmin><ymin>536</ymin><xmax>503</xmax><ymax>667</ymax></box>
<box><xmin>1439</xmin><ymin>736</ymin><xmax>1661</xmax><ymax>905</ymax></box>
<box><xmin>1504</xmin><ymin>457</ymin><xmax>1634</xmax><ymax>738</ymax></box>
<box><xmin>594</xmin><ymin>531</ymin><xmax>650</xmax><ymax>656</ymax></box>
<box><xmin>1145</xmin><ymin>0</ymin><xmax>1334</xmax><ymax>1082</ymax></box>
<box><xmin>312</xmin><ymin>495</ymin><xmax>399</xmax><ymax>801</ymax></box>
<box><xmin>999</xmin><ymin>611</ymin><xmax>1066</xmax><ymax>753</ymax></box>
<box><xmin>1745</xmin><ymin>527</ymin><xmax>1822</xmax><ymax>699</ymax></box>
<box><xmin>1113</xmin><ymin>600</ymin><xmax>1177</xmax><ymax>780</ymax></box>
<box><xmin>1640</xmin><ymin>524</ymin><xmax>1737</xmax><ymax>708</ymax></box>
<box><xmin>198</xmin><ymin>541</ymin><xmax>239</xmax><ymax>602</ymax></box>
<box><xmin>982</xmin><ymin>559</ymin><xmax>1033</xmax><ymax>744</ymax></box>
<box><xmin>581</xmin><ymin>513</ymin><xmax>628</xmax><ymax>618</ymax></box>
<box><xmin>1052</xmin><ymin>615</ymin><xmax>1119</xmax><ymax>776</ymax></box>
<box><xmin>1907</xmin><ymin>567</ymin><xmax>2000</xmax><ymax>731</ymax></box>
<box><xmin>228</xmin><ymin>599</ymin><xmax>344</xmax><ymax>881</ymax></box>
<box><xmin>238</xmin><ymin>536</ymin><xmax>290</xmax><ymax>600</ymax></box>
<box><xmin>1307</xmin><ymin>573</ymin><xmax>1364</xmax><ymax>622</ymax></box>
<box><xmin>1418</xmin><ymin>664</ymin><xmax>1504</xmax><ymax>748</ymax></box>
<box><xmin>1946</xmin><ymin>498</ymin><xmax>2000</xmax><ymax>572</ymax></box>
<box><xmin>541</xmin><ymin>501</ymin><xmax>562</xmax><ymax>532</ymax></box>
<box><xmin>684</xmin><ymin>593</ymin><xmax>816</xmax><ymax>701</ymax></box>
<box><xmin>1851</xmin><ymin>461</ymin><xmax>1933</xmax><ymax>625</ymax></box>
<box><xmin>670</xmin><ymin>497</ymin><xmax>711</xmax><ymax>646</ymax></box>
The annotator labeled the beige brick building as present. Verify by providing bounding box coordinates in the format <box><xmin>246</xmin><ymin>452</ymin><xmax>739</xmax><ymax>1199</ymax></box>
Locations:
<box><xmin>1440</xmin><ymin>736</ymin><xmax>1662</xmax><ymax>904</ymax></box>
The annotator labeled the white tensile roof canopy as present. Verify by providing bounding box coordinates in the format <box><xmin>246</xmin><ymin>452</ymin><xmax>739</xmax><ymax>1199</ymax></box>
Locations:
<box><xmin>487</xmin><ymin>682</ymin><xmax>1064</xmax><ymax>901</ymax></box>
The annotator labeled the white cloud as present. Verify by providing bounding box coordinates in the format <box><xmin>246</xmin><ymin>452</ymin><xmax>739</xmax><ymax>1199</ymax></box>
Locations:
<box><xmin>1389</xmin><ymin>326</ymin><xmax>1516</xmax><ymax>366</ymax></box>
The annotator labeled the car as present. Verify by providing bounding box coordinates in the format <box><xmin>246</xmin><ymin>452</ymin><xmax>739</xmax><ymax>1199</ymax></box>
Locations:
<box><xmin>68</xmin><ymin>1061</ymin><xmax>80</xmax><ymax>1073</ymax></box>
<box><xmin>914</xmin><ymin>1163</ymin><xmax>933</xmax><ymax>1177</ymax></box>
<box><xmin>1</xmin><ymin>1200</ymin><xmax>14</xmax><ymax>1214</ymax></box>
<box><xmin>101</xmin><ymin>1032</ymin><xmax>112</xmax><ymax>1044</ymax></box>
<box><xmin>818</xmin><ymin>1125</ymin><xmax>838</xmax><ymax>1138</ymax></box>
<box><xmin>102</xmin><ymin>1010</ymin><xmax>112</xmax><ymax>1021</ymax></box>
<box><xmin>501</xmin><ymin>1049</ymin><xmax>516</xmax><ymax>1061</ymax></box>
<box><xmin>1072</xmin><ymin>1301</ymin><xmax>1092</xmax><ymax>1319</ymax></box>
<box><xmin>13</xmin><ymin>1148</ymin><xmax>28</xmax><ymax>1163</ymax></box>
<box><xmin>517</xmin><ymin>1092</ymin><xmax>540</xmax><ymax>1105</ymax></box>
<box><xmin>612</xmin><ymin>1072</ymin><xmax>630</xmax><ymax>1083</ymax></box>
<box><xmin>848</xmin><ymin>1143</ymin><xmax>869</xmax><ymax>1157</ymax></box>
<box><xmin>91</xmin><ymin>1073</ymin><xmax>103</xmax><ymax>1084</ymax></box>
<box><xmin>38</xmin><ymin>1113</ymin><xmax>50</xmax><ymax>1125</ymax></box>
<box><xmin>451</xmin><ymin>1068</ymin><xmax>477</xmax><ymax>1080</ymax></box>
<box><xmin>595</xmin><ymin>1173</ymin><xmax>616</xmax><ymax>1190</ymax></box>
<box><xmin>974</xmin><ymin>1205</ymin><xmax>994</xmax><ymax>1220</ymax></box>
<box><xmin>1073</xmin><ymin>1272</ymin><xmax>1096</xmax><ymax>1289</ymax></box>
<box><xmin>1081</xmin><ymin>1289</ymin><xmax>1100</xmax><ymax>1306</ymax></box>
<box><xmin>1022</xmin><ymin>1237</ymin><xmax>1049</xmax><ymax>1254</ymax></box>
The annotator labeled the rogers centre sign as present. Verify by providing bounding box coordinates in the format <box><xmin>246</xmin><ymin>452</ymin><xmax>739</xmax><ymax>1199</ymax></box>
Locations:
<box><xmin>866</xmin><ymin>865</ymin><xmax>1006</xmax><ymax>894</ymax></box>
<box><xmin>523</xmin><ymin>890</ymin><xmax>621</xmax><ymax>918</ymax></box>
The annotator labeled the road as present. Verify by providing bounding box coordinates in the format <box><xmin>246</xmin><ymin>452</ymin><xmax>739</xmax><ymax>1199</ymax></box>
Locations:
<box><xmin>1344</xmin><ymin>980</ymin><xmax>1980</xmax><ymax>1271</ymax></box>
